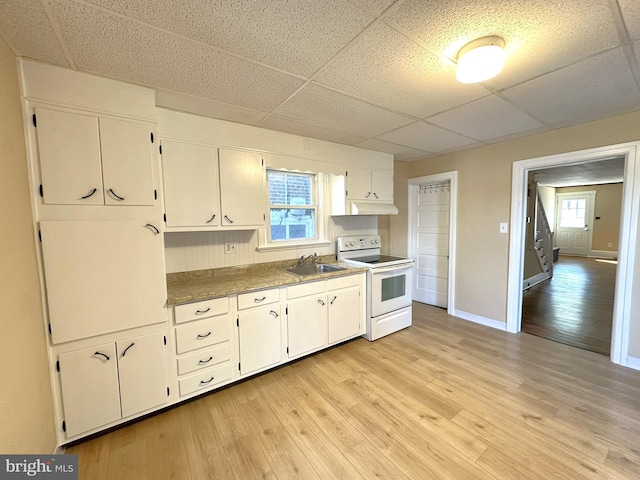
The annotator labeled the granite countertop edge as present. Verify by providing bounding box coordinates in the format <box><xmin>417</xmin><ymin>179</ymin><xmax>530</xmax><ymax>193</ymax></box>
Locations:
<box><xmin>166</xmin><ymin>255</ymin><xmax>367</xmax><ymax>306</ymax></box>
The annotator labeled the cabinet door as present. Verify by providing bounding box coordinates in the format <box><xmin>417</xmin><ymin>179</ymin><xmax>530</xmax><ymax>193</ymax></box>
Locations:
<box><xmin>328</xmin><ymin>286</ymin><xmax>361</xmax><ymax>344</ymax></box>
<box><xmin>117</xmin><ymin>332</ymin><xmax>167</xmax><ymax>418</ymax></box>
<box><xmin>346</xmin><ymin>166</ymin><xmax>372</xmax><ymax>200</ymax></box>
<box><xmin>36</xmin><ymin>107</ymin><xmax>103</xmax><ymax>205</ymax></box>
<box><xmin>238</xmin><ymin>306</ymin><xmax>282</xmax><ymax>375</ymax></box>
<box><xmin>41</xmin><ymin>220</ymin><xmax>167</xmax><ymax>343</ymax></box>
<box><xmin>371</xmin><ymin>170</ymin><xmax>393</xmax><ymax>202</ymax></box>
<box><xmin>100</xmin><ymin>118</ymin><xmax>155</xmax><ymax>206</ymax></box>
<box><xmin>58</xmin><ymin>343</ymin><xmax>121</xmax><ymax>437</ymax></box>
<box><xmin>161</xmin><ymin>140</ymin><xmax>220</xmax><ymax>227</ymax></box>
<box><xmin>219</xmin><ymin>149</ymin><xmax>264</xmax><ymax>226</ymax></box>
<box><xmin>287</xmin><ymin>294</ymin><xmax>328</xmax><ymax>358</ymax></box>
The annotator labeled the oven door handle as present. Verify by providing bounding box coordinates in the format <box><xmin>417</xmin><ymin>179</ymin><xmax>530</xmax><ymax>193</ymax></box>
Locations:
<box><xmin>370</xmin><ymin>263</ymin><xmax>414</xmax><ymax>275</ymax></box>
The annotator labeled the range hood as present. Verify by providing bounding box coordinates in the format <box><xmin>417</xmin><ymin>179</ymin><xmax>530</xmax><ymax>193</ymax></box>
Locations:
<box><xmin>349</xmin><ymin>201</ymin><xmax>398</xmax><ymax>215</ymax></box>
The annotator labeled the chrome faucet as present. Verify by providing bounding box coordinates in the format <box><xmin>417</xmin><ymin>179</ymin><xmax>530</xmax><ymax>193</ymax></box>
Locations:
<box><xmin>298</xmin><ymin>252</ymin><xmax>318</xmax><ymax>265</ymax></box>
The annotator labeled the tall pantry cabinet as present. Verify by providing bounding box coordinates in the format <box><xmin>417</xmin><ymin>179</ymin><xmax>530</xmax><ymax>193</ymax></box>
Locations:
<box><xmin>19</xmin><ymin>60</ymin><xmax>170</xmax><ymax>444</ymax></box>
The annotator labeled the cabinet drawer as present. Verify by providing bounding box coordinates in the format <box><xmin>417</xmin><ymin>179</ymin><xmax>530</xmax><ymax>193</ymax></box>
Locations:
<box><xmin>179</xmin><ymin>363</ymin><xmax>233</xmax><ymax>396</ymax></box>
<box><xmin>177</xmin><ymin>343</ymin><xmax>231</xmax><ymax>376</ymax></box>
<box><xmin>174</xmin><ymin>297</ymin><xmax>229</xmax><ymax>324</ymax></box>
<box><xmin>175</xmin><ymin>315</ymin><xmax>230</xmax><ymax>354</ymax></box>
<box><xmin>327</xmin><ymin>274</ymin><xmax>360</xmax><ymax>291</ymax></box>
<box><xmin>287</xmin><ymin>280</ymin><xmax>325</xmax><ymax>300</ymax></box>
<box><xmin>237</xmin><ymin>288</ymin><xmax>280</xmax><ymax>310</ymax></box>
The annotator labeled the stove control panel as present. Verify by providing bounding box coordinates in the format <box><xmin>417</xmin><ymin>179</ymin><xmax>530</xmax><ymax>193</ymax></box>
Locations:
<box><xmin>337</xmin><ymin>235</ymin><xmax>381</xmax><ymax>251</ymax></box>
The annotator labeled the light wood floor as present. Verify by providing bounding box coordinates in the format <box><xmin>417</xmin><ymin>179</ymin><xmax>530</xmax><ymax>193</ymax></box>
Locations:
<box><xmin>67</xmin><ymin>302</ymin><xmax>640</xmax><ymax>479</ymax></box>
<box><xmin>522</xmin><ymin>255</ymin><xmax>616</xmax><ymax>355</ymax></box>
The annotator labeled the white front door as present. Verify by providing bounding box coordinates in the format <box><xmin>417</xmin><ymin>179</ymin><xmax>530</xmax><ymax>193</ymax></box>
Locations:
<box><xmin>411</xmin><ymin>182</ymin><xmax>450</xmax><ymax>307</ymax></box>
<box><xmin>555</xmin><ymin>191</ymin><xmax>595</xmax><ymax>256</ymax></box>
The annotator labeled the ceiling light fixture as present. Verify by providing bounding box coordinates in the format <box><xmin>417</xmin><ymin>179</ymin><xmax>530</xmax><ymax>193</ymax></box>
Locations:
<box><xmin>456</xmin><ymin>36</ymin><xmax>506</xmax><ymax>84</ymax></box>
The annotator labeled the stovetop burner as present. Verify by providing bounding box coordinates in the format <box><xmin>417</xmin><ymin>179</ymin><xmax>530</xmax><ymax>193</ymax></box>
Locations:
<box><xmin>350</xmin><ymin>254</ymin><xmax>410</xmax><ymax>264</ymax></box>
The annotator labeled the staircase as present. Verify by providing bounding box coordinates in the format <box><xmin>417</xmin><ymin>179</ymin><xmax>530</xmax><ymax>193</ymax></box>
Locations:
<box><xmin>534</xmin><ymin>191</ymin><xmax>554</xmax><ymax>279</ymax></box>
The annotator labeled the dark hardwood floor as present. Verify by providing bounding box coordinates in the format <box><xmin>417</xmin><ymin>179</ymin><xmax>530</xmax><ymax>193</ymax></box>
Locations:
<box><xmin>521</xmin><ymin>255</ymin><xmax>616</xmax><ymax>356</ymax></box>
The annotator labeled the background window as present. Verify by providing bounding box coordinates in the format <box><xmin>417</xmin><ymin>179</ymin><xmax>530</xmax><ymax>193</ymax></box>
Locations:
<box><xmin>268</xmin><ymin>171</ymin><xmax>316</xmax><ymax>242</ymax></box>
<box><xmin>559</xmin><ymin>198</ymin><xmax>587</xmax><ymax>228</ymax></box>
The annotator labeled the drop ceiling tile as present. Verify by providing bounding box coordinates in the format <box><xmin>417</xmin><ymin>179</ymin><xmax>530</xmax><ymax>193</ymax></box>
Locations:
<box><xmin>275</xmin><ymin>83</ymin><xmax>415</xmax><ymax>138</ymax></box>
<box><xmin>619</xmin><ymin>0</ymin><xmax>640</xmax><ymax>41</ymax></box>
<box><xmin>349</xmin><ymin>0</ymin><xmax>397</xmax><ymax>16</ymax></box>
<box><xmin>260</xmin><ymin>115</ymin><xmax>367</xmax><ymax>145</ymax></box>
<box><xmin>156</xmin><ymin>90</ymin><xmax>268</xmax><ymax>125</ymax></box>
<box><xmin>0</xmin><ymin>0</ymin><xmax>70</xmax><ymax>66</ymax></box>
<box><xmin>427</xmin><ymin>95</ymin><xmax>545</xmax><ymax>141</ymax></box>
<box><xmin>378</xmin><ymin>121</ymin><xmax>478</xmax><ymax>152</ymax></box>
<box><xmin>386</xmin><ymin>0</ymin><xmax>621</xmax><ymax>89</ymax></box>
<box><xmin>502</xmin><ymin>48</ymin><xmax>640</xmax><ymax>127</ymax></box>
<box><xmin>355</xmin><ymin>138</ymin><xmax>431</xmax><ymax>161</ymax></box>
<box><xmin>83</xmin><ymin>0</ymin><xmax>374</xmax><ymax>77</ymax></box>
<box><xmin>48</xmin><ymin>0</ymin><xmax>304</xmax><ymax>112</ymax></box>
<box><xmin>316</xmin><ymin>22</ymin><xmax>488</xmax><ymax>118</ymax></box>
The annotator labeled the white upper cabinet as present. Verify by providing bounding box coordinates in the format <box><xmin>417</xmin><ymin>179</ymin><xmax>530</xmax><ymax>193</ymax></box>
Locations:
<box><xmin>40</xmin><ymin>220</ymin><xmax>167</xmax><ymax>344</ymax></box>
<box><xmin>161</xmin><ymin>140</ymin><xmax>220</xmax><ymax>227</ymax></box>
<box><xmin>161</xmin><ymin>143</ymin><xmax>265</xmax><ymax>230</ymax></box>
<box><xmin>346</xmin><ymin>166</ymin><xmax>393</xmax><ymax>202</ymax></box>
<box><xmin>35</xmin><ymin>107</ymin><xmax>155</xmax><ymax>206</ymax></box>
<box><xmin>218</xmin><ymin>148</ymin><xmax>265</xmax><ymax>227</ymax></box>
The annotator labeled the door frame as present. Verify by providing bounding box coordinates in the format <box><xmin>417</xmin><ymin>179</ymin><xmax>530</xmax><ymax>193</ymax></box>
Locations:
<box><xmin>554</xmin><ymin>190</ymin><xmax>596</xmax><ymax>256</ymax></box>
<box><xmin>506</xmin><ymin>141</ymin><xmax>640</xmax><ymax>366</ymax></box>
<box><xmin>407</xmin><ymin>171</ymin><xmax>458</xmax><ymax>315</ymax></box>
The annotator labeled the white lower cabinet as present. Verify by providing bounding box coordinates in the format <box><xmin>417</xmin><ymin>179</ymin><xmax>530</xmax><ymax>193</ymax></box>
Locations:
<box><xmin>173</xmin><ymin>297</ymin><xmax>234</xmax><ymax>397</ymax></box>
<box><xmin>286</xmin><ymin>274</ymin><xmax>362</xmax><ymax>360</ymax></box>
<box><xmin>58</xmin><ymin>332</ymin><xmax>167</xmax><ymax>438</ymax></box>
<box><xmin>237</xmin><ymin>289</ymin><xmax>282</xmax><ymax>376</ymax></box>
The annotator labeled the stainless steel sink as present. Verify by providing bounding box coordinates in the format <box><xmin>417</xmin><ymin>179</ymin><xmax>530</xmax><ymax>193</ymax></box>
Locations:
<box><xmin>286</xmin><ymin>264</ymin><xmax>346</xmax><ymax>276</ymax></box>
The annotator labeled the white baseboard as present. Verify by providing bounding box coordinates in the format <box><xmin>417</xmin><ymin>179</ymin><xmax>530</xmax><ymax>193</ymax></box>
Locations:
<box><xmin>588</xmin><ymin>250</ymin><xmax>618</xmax><ymax>259</ymax></box>
<box><xmin>625</xmin><ymin>355</ymin><xmax>640</xmax><ymax>371</ymax></box>
<box><xmin>452</xmin><ymin>309</ymin><xmax>507</xmax><ymax>331</ymax></box>
<box><xmin>523</xmin><ymin>271</ymin><xmax>550</xmax><ymax>290</ymax></box>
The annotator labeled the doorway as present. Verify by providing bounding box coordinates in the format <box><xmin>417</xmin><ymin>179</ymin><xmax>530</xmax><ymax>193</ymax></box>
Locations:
<box><xmin>507</xmin><ymin>141</ymin><xmax>640</xmax><ymax>366</ymax></box>
<box><xmin>408</xmin><ymin>172</ymin><xmax>457</xmax><ymax>314</ymax></box>
<box><xmin>554</xmin><ymin>191</ymin><xmax>595</xmax><ymax>256</ymax></box>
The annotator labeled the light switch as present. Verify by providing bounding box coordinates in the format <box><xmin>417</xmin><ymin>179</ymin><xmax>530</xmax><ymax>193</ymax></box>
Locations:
<box><xmin>499</xmin><ymin>223</ymin><xmax>508</xmax><ymax>234</ymax></box>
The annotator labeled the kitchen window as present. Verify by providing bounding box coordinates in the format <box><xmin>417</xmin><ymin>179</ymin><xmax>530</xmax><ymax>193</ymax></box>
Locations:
<box><xmin>267</xmin><ymin>170</ymin><xmax>317</xmax><ymax>243</ymax></box>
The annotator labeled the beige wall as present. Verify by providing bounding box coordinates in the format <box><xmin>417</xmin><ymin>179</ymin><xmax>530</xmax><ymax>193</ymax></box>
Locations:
<box><xmin>0</xmin><ymin>39</ymin><xmax>56</xmax><ymax>452</ymax></box>
<box><xmin>389</xmin><ymin>110</ymin><xmax>640</xmax><ymax>324</ymax></box>
<box><xmin>556</xmin><ymin>183</ymin><xmax>623</xmax><ymax>252</ymax></box>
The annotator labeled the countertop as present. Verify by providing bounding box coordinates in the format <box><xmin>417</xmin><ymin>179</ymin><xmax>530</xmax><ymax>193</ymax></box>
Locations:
<box><xmin>166</xmin><ymin>255</ymin><xmax>367</xmax><ymax>305</ymax></box>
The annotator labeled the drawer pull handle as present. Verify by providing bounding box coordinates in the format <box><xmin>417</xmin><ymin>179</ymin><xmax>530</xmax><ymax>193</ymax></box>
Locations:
<box><xmin>195</xmin><ymin>308</ymin><xmax>211</xmax><ymax>315</ymax></box>
<box><xmin>80</xmin><ymin>188</ymin><xmax>97</xmax><ymax>199</ymax></box>
<box><xmin>199</xmin><ymin>376</ymin><xmax>215</xmax><ymax>385</ymax></box>
<box><xmin>318</xmin><ymin>299</ymin><xmax>325</xmax><ymax>306</ymax></box>
<box><xmin>269</xmin><ymin>310</ymin><xmax>279</xmax><ymax>318</ymax></box>
<box><xmin>198</xmin><ymin>356</ymin><xmax>213</xmax><ymax>365</ymax></box>
<box><xmin>224</xmin><ymin>215</ymin><xmax>234</xmax><ymax>224</ymax></box>
<box><xmin>254</xmin><ymin>296</ymin><xmax>266</xmax><ymax>303</ymax></box>
<box><xmin>93</xmin><ymin>351</ymin><xmax>110</xmax><ymax>361</ymax></box>
<box><xmin>121</xmin><ymin>342</ymin><xmax>135</xmax><ymax>357</ymax></box>
<box><xmin>206</xmin><ymin>213</ymin><xmax>216</xmax><ymax>224</ymax></box>
<box><xmin>330</xmin><ymin>296</ymin><xmax>337</xmax><ymax>305</ymax></box>
<box><xmin>107</xmin><ymin>188</ymin><xmax>125</xmax><ymax>201</ymax></box>
<box><xmin>196</xmin><ymin>332</ymin><xmax>212</xmax><ymax>339</ymax></box>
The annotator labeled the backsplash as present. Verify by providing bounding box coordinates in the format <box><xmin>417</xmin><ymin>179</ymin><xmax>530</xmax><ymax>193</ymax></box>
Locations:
<box><xmin>164</xmin><ymin>216</ymin><xmax>377</xmax><ymax>273</ymax></box>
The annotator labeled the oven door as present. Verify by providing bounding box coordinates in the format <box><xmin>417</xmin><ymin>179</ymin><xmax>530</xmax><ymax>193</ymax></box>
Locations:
<box><xmin>370</xmin><ymin>263</ymin><xmax>414</xmax><ymax>317</ymax></box>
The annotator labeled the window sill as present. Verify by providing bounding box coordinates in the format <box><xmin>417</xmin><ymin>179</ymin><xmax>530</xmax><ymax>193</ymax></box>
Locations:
<box><xmin>255</xmin><ymin>240</ymin><xmax>333</xmax><ymax>253</ymax></box>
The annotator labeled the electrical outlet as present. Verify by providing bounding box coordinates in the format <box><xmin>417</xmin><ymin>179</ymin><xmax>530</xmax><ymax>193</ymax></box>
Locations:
<box><xmin>224</xmin><ymin>242</ymin><xmax>237</xmax><ymax>254</ymax></box>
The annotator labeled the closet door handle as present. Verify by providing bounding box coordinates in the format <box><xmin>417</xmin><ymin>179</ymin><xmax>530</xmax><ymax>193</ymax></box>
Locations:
<box><xmin>107</xmin><ymin>188</ymin><xmax>125</xmax><ymax>201</ymax></box>
<box><xmin>80</xmin><ymin>188</ymin><xmax>97</xmax><ymax>199</ymax></box>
